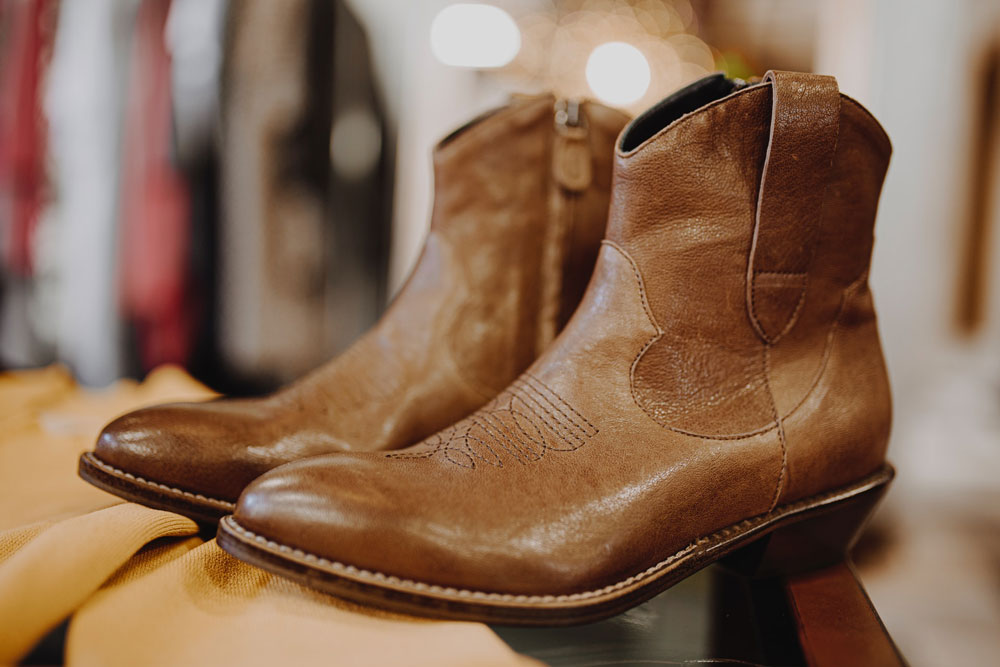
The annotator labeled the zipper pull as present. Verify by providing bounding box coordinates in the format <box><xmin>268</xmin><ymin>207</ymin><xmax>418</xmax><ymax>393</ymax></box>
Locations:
<box><xmin>553</xmin><ymin>98</ymin><xmax>592</xmax><ymax>192</ymax></box>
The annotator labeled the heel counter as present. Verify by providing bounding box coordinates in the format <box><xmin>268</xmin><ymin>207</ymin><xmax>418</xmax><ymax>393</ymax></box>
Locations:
<box><xmin>779</xmin><ymin>278</ymin><xmax>892</xmax><ymax>504</ymax></box>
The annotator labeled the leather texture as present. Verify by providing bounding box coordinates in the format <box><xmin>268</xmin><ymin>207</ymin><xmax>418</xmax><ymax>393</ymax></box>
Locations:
<box><xmin>231</xmin><ymin>71</ymin><xmax>893</xmax><ymax>598</ymax></box>
<box><xmin>89</xmin><ymin>95</ymin><xmax>630</xmax><ymax>503</ymax></box>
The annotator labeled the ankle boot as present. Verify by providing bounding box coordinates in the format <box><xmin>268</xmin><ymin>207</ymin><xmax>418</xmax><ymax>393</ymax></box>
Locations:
<box><xmin>218</xmin><ymin>71</ymin><xmax>894</xmax><ymax>625</ymax></box>
<box><xmin>78</xmin><ymin>95</ymin><xmax>630</xmax><ymax>523</ymax></box>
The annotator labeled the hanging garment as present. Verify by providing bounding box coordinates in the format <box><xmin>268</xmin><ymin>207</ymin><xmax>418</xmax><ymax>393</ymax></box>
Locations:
<box><xmin>42</xmin><ymin>0</ymin><xmax>134</xmax><ymax>385</ymax></box>
<box><xmin>118</xmin><ymin>0</ymin><xmax>194</xmax><ymax>372</ymax></box>
<box><xmin>0</xmin><ymin>0</ymin><xmax>54</xmax><ymax>277</ymax></box>
<box><xmin>219</xmin><ymin>0</ymin><xmax>391</xmax><ymax>385</ymax></box>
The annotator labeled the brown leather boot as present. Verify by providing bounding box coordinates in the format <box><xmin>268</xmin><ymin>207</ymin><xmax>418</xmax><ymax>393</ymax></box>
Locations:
<box><xmin>78</xmin><ymin>95</ymin><xmax>630</xmax><ymax>523</ymax></box>
<box><xmin>218</xmin><ymin>71</ymin><xmax>895</xmax><ymax>625</ymax></box>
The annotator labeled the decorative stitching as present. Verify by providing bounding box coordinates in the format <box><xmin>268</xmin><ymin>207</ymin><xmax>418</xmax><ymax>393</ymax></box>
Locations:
<box><xmin>221</xmin><ymin>466</ymin><xmax>888</xmax><ymax>604</ymax></box>
<box><xmin>83</xmin><ymin>453</ymin><xmax>235</xmax><ymax>510</ymax></box>
<box><xmin>390</xmin><ymin>259</ymin><xmax>868</xmax><ymax>466</ymax></box>
<box><xmin>753</xmin><ymin>270</ymin><xmax>810</xmax><ymax>277</ymax></box>
<box><xmin>386</xmin><ymin>375</ymin><xmax>597</xmax><ymax>467</ymax></box>
<box><xmin>746</xmin><ymin>74</ymin><xmax>840</xmax><ymax>348</ymax></box>
<box><xmin>613</xmin><ymin>235</ymin><xmax>863</xmax><ymax>443</ymax></box>
<box><xmin>478</xmin><ymin>411</ymin><xmax>536</xmax><ymax>463</ymax></box>
<box><xmin>523</xmin><ymin>373</ymin><xmax>597</xmax><ymax>434</ymax></box>
<box><xmin>749</xmin><ymin>269</ymin><xmax>811</xmax><ymax>344</ymax></box>
<box><xmin>779</xmin><ymin>271</ymin><xmax>868</xmax><ymax>419</ymax></box>
<box><xmin>611</xmin><ymin>239</ymin><xmax>779</xmax><ymax>442</ymax></box>
<box><xmin>602</xmin><ymin>240</ymin><xmax>659</xmax><ymax>332</ymax></box>
<box><xmin>511</xmin><ymin>378</ymin><xmax>591</xmax><ymax>442</ymax></box>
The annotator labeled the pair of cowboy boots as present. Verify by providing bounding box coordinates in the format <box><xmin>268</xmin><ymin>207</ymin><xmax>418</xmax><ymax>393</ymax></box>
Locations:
<box><xmin>80</xmin><ymin>70</ymin><xmax>894</xmax><ymax>626</ymax></box>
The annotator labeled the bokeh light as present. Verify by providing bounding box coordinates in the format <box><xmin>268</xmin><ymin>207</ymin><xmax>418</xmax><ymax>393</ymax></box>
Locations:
<box><xmin>430</xmin><ymin>3</ymin><xmax>521</xmax><ymax>69</ymax></box>
<box><xmin>498</xmin><ymin>0</ymin><xmax>715</xmax><ymax>112</ymax></box>
<box><xmin>585</xmin><ymin>41</ymin><xmax>651</xmax><ymax>105</ymax></box>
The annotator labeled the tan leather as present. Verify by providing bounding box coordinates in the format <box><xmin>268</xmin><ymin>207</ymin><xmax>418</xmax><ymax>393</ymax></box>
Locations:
<box><xmin>232</xmin><ymin>71</ymin><xmax>893</xmax><ymax>598</ymax></box>
<box><xmin>89</xmin><ymin>96</ymin><xmax>630</xmax><ymax>503</ymax></box>
<box><xmin>786</xmin><ymin>563</ymin><xmax>906</xmax><ymax>666</ymax></box>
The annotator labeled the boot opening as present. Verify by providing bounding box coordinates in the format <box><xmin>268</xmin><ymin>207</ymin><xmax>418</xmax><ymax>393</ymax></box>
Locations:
<box><xmin>619</xmin><ymin>73</ymin><xmax>746</xmax><ymax>152</ymax></box>
<box><xmin>439</xmin><ymin>108</ymin><xmax>503</xmax><ymax>147</ymax></box>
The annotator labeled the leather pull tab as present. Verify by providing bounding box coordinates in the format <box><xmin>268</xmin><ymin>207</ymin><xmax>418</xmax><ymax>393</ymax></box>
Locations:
<box><xmin>747</xmin><ymin>70</ymin><xmax>840</xmax><ymax>343</ymax></box>
<box><xmin>552</xmin><ymin>100</ymin><xmax>592</xmax><ymax>192</ymax></box>
<box><xmin>553</xmin><ymin>130</ymin><xmax>592</xmax><ymax>191</ymax></box>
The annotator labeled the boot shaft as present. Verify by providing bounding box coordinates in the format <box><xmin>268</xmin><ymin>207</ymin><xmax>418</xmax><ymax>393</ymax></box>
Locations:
<box><xmin>607</xmin><ymin>72</ymin><xmax>892</xmax><ymax>492</ymax></box>
<box><xmin>423</xmin><ymin>95</ymin><xmax>629</xmax><ymax>395</ymax></box>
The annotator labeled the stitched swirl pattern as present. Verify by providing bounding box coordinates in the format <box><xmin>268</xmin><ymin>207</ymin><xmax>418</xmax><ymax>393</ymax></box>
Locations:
<box><xmin>387</xmin><ymin>374</ymin><xmax>597</xmax><ymax>468</ymax></box>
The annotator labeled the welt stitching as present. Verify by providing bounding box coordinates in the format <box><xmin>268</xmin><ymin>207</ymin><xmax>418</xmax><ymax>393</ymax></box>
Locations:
<box><xmin>85</xmin><ymin>454</ymin><xmax>235</xmax><ymax>509</ymax></box>
<box><xmin>223</xmin><ymin>468</ymin><xmax>885</xmax><ymax>604</ymax></box>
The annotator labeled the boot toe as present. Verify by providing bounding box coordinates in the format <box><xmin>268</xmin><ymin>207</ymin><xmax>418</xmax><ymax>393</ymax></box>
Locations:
<box><xmin>94</xmin><ymin>403</ymin><xmax>262</xmax><ymax>502</ymax></box>
<box><xmin>231</xmin><ymin>454</ymin><xmax>599</xmax><ymax>596</ymax></box>
<box><xmin>234</xmin><ymin>455</ymin><xmax>399</xmax><ymax>560</ymax></box>
<box><xmin>95</xmin><ymin>407</ymin><xmax>190</xmax><ymax>482</ymax></box>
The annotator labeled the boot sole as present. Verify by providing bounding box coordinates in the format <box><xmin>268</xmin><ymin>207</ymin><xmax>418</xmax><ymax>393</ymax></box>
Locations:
<box><xmin>78</xmin><ymin>451</ymin><xmax>234</xmax><ymax>524</ymax></box>
<box><xmin>216</xmin><ymin>463</ymin><xmax>893</xmax><ymax>626</ymax></box>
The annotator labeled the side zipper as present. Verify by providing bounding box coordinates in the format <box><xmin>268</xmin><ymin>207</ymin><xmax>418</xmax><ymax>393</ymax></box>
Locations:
<box><xmin>535</xmin><ymin>99</ymin><xmax>592</xmax><ymax>354</ymax></box>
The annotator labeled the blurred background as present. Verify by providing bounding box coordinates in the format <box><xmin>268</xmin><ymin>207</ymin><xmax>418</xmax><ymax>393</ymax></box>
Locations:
<box><xmin>0</xmin><ymin>0</ymin><xmax>997</xmax><ymax>664</ymax></box>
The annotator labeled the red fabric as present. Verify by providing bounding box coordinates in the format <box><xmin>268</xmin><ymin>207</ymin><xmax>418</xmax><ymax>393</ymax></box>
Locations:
<box><xmin>118</xmin><ymin>0</ymin><xmax>194</xmax><ymax>369</ymax></box>
<box><xmin>0</xmin><ymin>0</ymin><xmax>55</xmax><ymax>276</ymax></box>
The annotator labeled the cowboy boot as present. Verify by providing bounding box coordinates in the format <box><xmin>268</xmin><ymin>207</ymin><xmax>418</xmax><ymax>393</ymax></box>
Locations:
<box><xmin>78</xmin><ymin>95</ymin><xmax>630</xmax><ymax>523</ymax></box>
<box><xmin>218</xmin><ymin>71</ymin><xmax>894</xmax><ymax>625</ymax></box>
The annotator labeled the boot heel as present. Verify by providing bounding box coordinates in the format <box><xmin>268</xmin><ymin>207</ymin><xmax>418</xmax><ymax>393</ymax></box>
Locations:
<box><xmin>721</xmin><ymin>476</ymin><xmax>890</xmax><ymax>579</ymax></box>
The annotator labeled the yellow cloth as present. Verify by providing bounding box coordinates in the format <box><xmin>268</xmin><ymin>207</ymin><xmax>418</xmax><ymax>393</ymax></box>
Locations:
<box><xmin>0</xmin><ymin>366</ymin><xmax>535</xmax><ymax>666</ymax></box>
<box><xmin>0</xmin><ymin>505</ymin><xmax>199</xmax><ymax>661</ymax></box>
